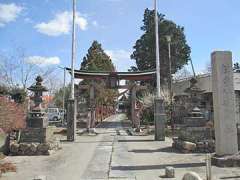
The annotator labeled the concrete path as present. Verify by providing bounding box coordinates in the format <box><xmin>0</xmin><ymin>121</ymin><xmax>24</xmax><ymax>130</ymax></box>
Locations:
<box><xmin>2</xmin><ymin>114</ymin><xmax>240</xmax><ymax>180</ymax></box>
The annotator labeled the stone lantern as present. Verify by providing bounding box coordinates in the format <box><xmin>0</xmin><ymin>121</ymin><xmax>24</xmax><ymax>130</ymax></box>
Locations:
<box><xmin>20</xmin><ymin>76</ymin><xmax>48</xmax><ymax>143</ymax></box>
<box><xmin>27</xmin><ymin>76</ymin><xmax>48</xmax><ymax>128</ymax></box>
<box><xmin>183</xmin><ymin>77</ymin><xmax>206</xmax><ymax>126</ymax></box>
<box><xmin>184</xmin><ymin>77</ymin><xmax>205</xmax><ymax>109</ymax></box>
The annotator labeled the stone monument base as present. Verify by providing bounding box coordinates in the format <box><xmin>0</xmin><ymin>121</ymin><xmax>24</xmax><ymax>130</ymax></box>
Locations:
<box><xmin>183</xmin><ymin>117</ymin><xmax>206</xmax><ymax>127</ymax></box>
<box><xmin>10</xmin><ymin>127</ymin><xmax>62</xmax><ymax>156</ymax></box>
<box><xmin>154</xmin><ymin>98</ymin><xmax>166</xmax><ymax>141</ymax></box>
<box><xmin>178</xmin><ymin>127</ymin><xmax>213</xmax><ymax>143</ymax></box>
<box><xmin>172</xmin><ymin>137</ymin><xmax>215</xmax><ymax>153</ymax></box>
<box><xmin>212</xmin><ymin>153</ymin><xmax>240</xmax><ymax>167</ymax></box>
<box><xmin>19</xmin><ymin>128</ymin><xmax>46</xmax><ymax>143</ymax></box>
<box><xmin>10</xmin><ymin>142</ymin><xmax>50</xmax><ymax>156</ymax></box>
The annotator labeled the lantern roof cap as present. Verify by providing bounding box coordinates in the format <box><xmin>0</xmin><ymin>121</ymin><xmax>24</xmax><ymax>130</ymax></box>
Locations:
<box><xmin>27</xmin><ymin>75</ymin><xmax>48</xmax><ymax>92</ymax></box>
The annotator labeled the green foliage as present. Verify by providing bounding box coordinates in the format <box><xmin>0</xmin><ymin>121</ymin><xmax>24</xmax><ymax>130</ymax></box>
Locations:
<box><xmin>0</xmin><ymin>85</ymin><xmax>8</xmax><ymax>96</ymax></box>
<box><xmin>141</xmin><ymin>107</ymin><xmax>154</xmax><ymax>125</ymax></box>
<box><xmin>0</xmin><ymin>84</ymin><xmax>26</xmax><ymax>104</ymax></box>
<box><xmin>80</xmin><ymin>41</ymin><xmax>117</xmax><ymax>106</ymax></box>
<box><xmin>81</xmin><ymin>41</ymin><xmax>115</xmax><ymax>72</ymax></box>
<box><xmin>131</xmin><ymin>9</ymin><xmax>191</xmax><ymax>84</ymax></box>
<box><xmin>53</xmin><ymin>84</ymin><xmax>71</xmax><ymax>109</ymax></box>
<box><xmin>234</xmin><ymin>62</ymin><xmax>240</xmax><ymax>72</ymax></box>
<box><xmin>9</xmin><ymin>87</ymin><xmax>27</xmax><ymax>104</ymax></box>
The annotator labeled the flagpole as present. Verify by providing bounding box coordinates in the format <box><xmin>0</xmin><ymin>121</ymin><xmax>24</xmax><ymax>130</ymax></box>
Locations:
<box><xmin>154</xmin><ymin>0</ymin><xmax>161</xmax><ymax>98</ymax></box>
<box><xmin>154</xmin><ymin>0</ymin><xmax>165</xmax><ymax>141</ymax></box>
<box><xmin>71</xmin><ymin>0</ymin><xmax>76</xmax><ymax>100</ymax></box>
<box><xmin>67</xmin><ymin>0</ymin><xmax>76</xmax><ymax>142</ymax></box>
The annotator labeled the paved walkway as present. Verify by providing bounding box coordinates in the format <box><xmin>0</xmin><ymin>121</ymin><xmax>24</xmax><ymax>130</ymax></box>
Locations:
<box><xmin>2</xmin><ymin>114</ymin><xmax>240</xmax><ymax>180</ymax></box>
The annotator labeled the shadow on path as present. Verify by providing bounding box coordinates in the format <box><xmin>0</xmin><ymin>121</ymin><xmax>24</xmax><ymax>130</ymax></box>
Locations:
<box><xmin>111</xmin><ymin>162</ymin><xmax>205</xmax><ymax>171</ymax></box>
<box><xmin>220</xmin><ymin>176</ymin><xmax>240</xmax><ymax>179</ymax></box>
<box><xmin>118</xmin><ymin>139</ymin><xmax>154</xmax><ymax>143</ymax></box>
<box><xmin>128</xmin><ymin>147</ymin><xmax>180</xmax><ymax>154</ymax></box>
<box><xmin>96</xmin><ymin>121</ymin><xmax>122</xmax><ymax>129</ymax></box>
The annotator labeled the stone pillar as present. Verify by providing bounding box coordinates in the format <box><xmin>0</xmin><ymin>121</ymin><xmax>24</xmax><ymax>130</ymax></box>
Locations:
<box><xmin>131</xmin><ymin>85</ymin><xmax>136</xmax><ymax>128</ymax></box>
<box><xmin>154</xmin><ymin>98</ymin><xmax>165</xmax><ymax>141</ymax></box>
<box><xmin>67</xmin><ymin>99</ymin><xmax>76</xmax><ymax>141</ymax></box>
<box><xmin>211</xmin><ymin>51</ymin><xmax>238</xmax><ymax>155</ymax></box>
<box><xmin>89</xmin><ymin>83</ymin><xmax>95</xmax><ymax>128</ymax></box>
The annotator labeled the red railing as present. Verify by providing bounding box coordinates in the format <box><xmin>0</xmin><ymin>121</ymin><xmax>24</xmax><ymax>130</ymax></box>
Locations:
<box><xmin>95</xmin><ymin>105</ymin><xmax>115</xmax><ymax>124</ymax></box>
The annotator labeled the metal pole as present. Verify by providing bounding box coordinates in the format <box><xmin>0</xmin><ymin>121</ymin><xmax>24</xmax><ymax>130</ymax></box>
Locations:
<box><xmin>190</xmin><ymin>58</ymin><xmax>196</xmax><ymax>77</ymax></box>
<box><xmin>154</xmin><ymin>0</ymin><xmax>161</xmax><ymax>98</ymax></box>
<box><xmin>71</xmin><ymin>0</ymin><xmax>76</xmax><ymax>100</ymax></box>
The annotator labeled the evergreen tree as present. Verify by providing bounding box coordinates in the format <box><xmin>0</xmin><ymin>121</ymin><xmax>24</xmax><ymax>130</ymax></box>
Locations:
<box><xmin>80</xmin><ymin>41</ymin><xmax>117</xmax><ymax>106</ymax></box>
<box><xmin>131</xmin><ymin>9</ymin><xmax>191</xmax><ymax>84</ymax></box>
<box><xmin>80</xmin><ymin>41</ymin><xmax>115</xmax><ymax>72</ymax></box>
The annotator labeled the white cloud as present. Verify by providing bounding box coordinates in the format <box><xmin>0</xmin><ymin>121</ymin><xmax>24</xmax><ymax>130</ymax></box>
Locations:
<box><xmin>34</xmin><ymin>11</ymin><xmax>88</xmax><ymax>36</ymax></box>
<box><xmin>106</xmin><ymin>49</ymin><xmax>135</xmax><ymax>71</ymax></box>
<box><xmin>24</xmin><ymin>17</ymin><xmax>33</xmax><ymax>23</ymax></box>
<box><xmin>0</xmin><ymin>3</ymin><xmax>23</xmax><ymax>27</ymax></box>
<box><xmin>106</xmin><ymin>49</ymin><xmax>130</xmax><ymax>61</ymax></box>
<box><xmin>92</xmin><ymin>20</ymin><xmax>98</xmax><ymax>27</ymax></box>
<box><xmin>25</xmin><ymin>56</ymin><xmax>60</xmax><ymax>66</ymax></box>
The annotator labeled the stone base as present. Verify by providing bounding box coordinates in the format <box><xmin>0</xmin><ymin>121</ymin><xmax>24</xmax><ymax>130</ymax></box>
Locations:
<box><xmin>19</xmin><ymin>128</ymin><xmax>46</xmax><ymax>143</ymax></box>
<box><xmin>212</xmin><ymin>153</ymin><xmax>240</xmax><ymax>167</ymax></box>
<box><xmin>9</xmin><ymin>140</ymin><xmax>61</xmax><ymax>156</ymax></box>
<box><xmin>172</xmin><ymin>138</ymin><xmax>215</xmax><ymax>153</ymax></box>
<box><xmin>10</xmin><ymin>142</ymin><xmax>50</xmax><ymax>156</ymax></box>
<box><xmin>154</xmin><ymin>98</ymin><xmax>166</xmax><ymax>141</ymax></box>
<box><xmin>183</xmin><ymin>117</ymin><xmax>206</xmax><ymax>127</ymax></box>
<box><xmin>178</xmin><ymin>127</ymin><xmax>213</xmax><ymax>143</ymax></box>
<box><xmin>67</xmin><ymin>99</ymin><xmax>76</xmax><ymax>141</ymax></box>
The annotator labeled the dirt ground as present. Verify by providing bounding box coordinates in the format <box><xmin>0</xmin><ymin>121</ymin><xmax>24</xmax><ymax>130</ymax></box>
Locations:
<box><xmin>1</xmin><ymin>114</ymin><xmax>240</xmax><ymax>180</ymax></box>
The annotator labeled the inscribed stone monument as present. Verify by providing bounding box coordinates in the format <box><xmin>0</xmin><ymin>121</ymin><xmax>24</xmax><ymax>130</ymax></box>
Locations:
<box><xmin>211</xmin><ymin>51</ymin><xmax>238</xmax><ymax>155</ymax></box>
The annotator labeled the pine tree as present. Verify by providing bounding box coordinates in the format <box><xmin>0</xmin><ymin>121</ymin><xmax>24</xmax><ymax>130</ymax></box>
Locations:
<box><xmin>80</xmin><ymin>41</ymin><xmax>115</xmax><ymax>72</ymax></box>
<box><xmin>80</xmin><ymin>41</ymin><xmax>117</xmax><ymax>106</ymax></box>
<box><xmin>131</xmin><ymin>9</ymin><xmax>191</xmax><ymax>84</ymax></box>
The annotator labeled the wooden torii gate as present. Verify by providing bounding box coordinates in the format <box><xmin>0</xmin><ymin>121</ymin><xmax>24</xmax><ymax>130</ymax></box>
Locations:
<box><xmin>67</xmin><ymin>68</ymin><xmax>156</xmax><ymax>131</ymax></box>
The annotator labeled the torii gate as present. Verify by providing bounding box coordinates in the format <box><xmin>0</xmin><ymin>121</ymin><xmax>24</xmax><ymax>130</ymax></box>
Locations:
<box><xmin>66</xmin><ymin>68</ymin><xmax>156</xmax><ymax>131</ymax></box>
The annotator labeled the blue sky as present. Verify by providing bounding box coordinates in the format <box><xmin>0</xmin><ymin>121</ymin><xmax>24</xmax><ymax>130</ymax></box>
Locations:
<box><xmin>1</xmin><ymin>0</ymin><xmax>240</xmax><ymax>80</ymax></box>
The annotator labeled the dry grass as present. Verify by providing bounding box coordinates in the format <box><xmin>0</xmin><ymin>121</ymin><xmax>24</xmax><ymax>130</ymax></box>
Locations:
<box><xmin>0</xmin><ymin>162</ymin><xmax>16</xmax><ymax>173</ymax></box>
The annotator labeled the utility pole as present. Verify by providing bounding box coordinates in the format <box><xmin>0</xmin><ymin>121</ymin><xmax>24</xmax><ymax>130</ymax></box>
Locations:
<box><xmin>67</xmin><ymin>0</ymin><xmax>77</xmax><ymax>142</ymax></box>
<box><xmin>58</xmin><ymin>66</ymin><xmax>66</xmax><ymax>111</ymax></box>
<box><xmin>154</xmin><ymin>0</ymin><xmax>165</xmax><ymax>141</ymax></box>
